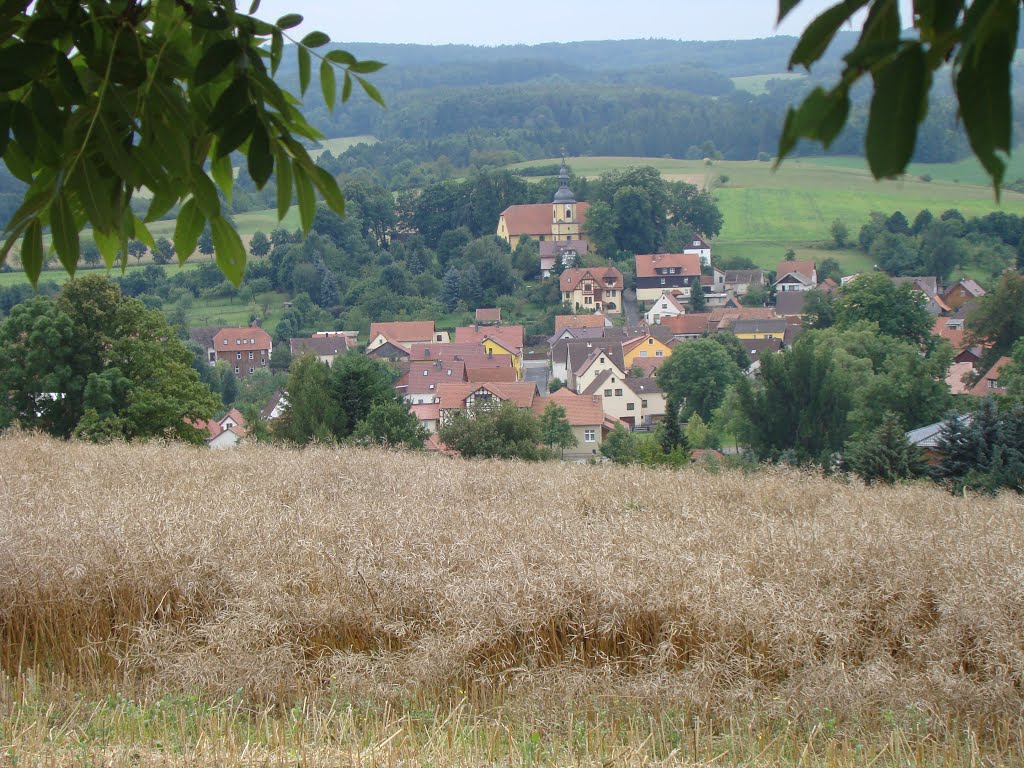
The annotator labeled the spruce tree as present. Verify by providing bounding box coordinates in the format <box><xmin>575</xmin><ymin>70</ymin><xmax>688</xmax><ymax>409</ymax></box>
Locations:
<box><xmin>847</xmin><ymin>413</ymin><xmax>922</xmax><ymax>484</ymax></box>
<box><xmin>660</xmin><ymin>395</ymin><xmax>688</xmax><ymax>454</ymax></box>
<box><xmin>689</xmin><ymin>282</ymin><xmax>706</xmax><ymax>312</ymax></box>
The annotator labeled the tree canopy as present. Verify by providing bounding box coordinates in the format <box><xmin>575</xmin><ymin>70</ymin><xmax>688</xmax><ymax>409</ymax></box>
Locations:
<box><xmin>0</xmin><ymin>1</ymin><xmax>383</xmax><ymax>285</ymax></box>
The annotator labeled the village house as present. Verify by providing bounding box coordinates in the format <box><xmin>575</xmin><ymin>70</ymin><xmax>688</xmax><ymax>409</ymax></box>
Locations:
<box><xmin>496</xmin><ymin>160</ymin><xmax>589</xmax><ymax>252</ymax></box>
<box><xmin>289</xmin><ymin>335</ymin><xmax>349</xmax><ymax>366</ymax></box>
<box><xmin>722</xmin><ymin>269</ymin><xmax>768</xmax><ymax>296</ymax></box>
<box><xmin>635</xmin><ymin>252</ymin><xmax>703</xmax><ymax>303</ymax></box>
<box><xmin>943</xmin><ymin>278</ymin><xmax>986</xmax><ymax>310</ymax></box>
<box><xmin>196</xmin><ymin>408</ymin><xmax>248</xmax><ymax>449</ymax></box>
<box><xmin>683</xmin><ymin>233</ymin><xmax>712</xmax><ymax>267</ymax></box>
<box><xmin>454</xmin><ymin>324</ymin><xmax>526</xmax><ymax>378</ymax></box>
<box><xmin>706</xmin><ymin>306</ymin><xmax>778</xmax><ymax>334</ymax></box>
<box><xmin>532</xmin><ymin>388</ymin><xmax>610</xmax><ymax>459</ymax></box>
<box><xmin>573</xmin><ymin>346</ymin><xmax>628</xmax><ymax>394</ymax></box>
<box><xmin>559</xmin><ymin>267</ymin><xmax>624</xmax><ymax>314</ymax></box>
<box><xmin>540</xmin><ymin>240</ymin><xmax>589</xmax><ymax>277</ymax></box>
<box><xmin>551</xmin><ymin>337</ymin><xmax>625</xmax><ymax>391</ymax></box>
<box><xmin>366</xmin><ymin>321</ymin><xmax>448</xmax><ymax>352</ymax></box>
<box><xmin>969</xmin><ymin>357</ymin><xmax>1012</xmax><ymax>397</ymax></box>
<box><xmin>435</xmin><ymin>381</ymin><xmax>540</xmax><ymax>426</ymax></box>
<box><xmin>474</xmin><ymin>308</ymin><xmax>501</xmax><ymax>325</ymax></box>
<box><xmin>645</xmin><ymin>290</ymin><xmax>688</xmax><ymax>324</ymax></box>
<box><xmin>396</xmin><ymin>360</ymin><xmax>468</xmax><ymax>404</ymax></box>
<box><xmin>582</xmin><ymin>372</ymin><xmax>664</xmax><ymax>429</ymax></box>
<box><xmin>212</xmin><ymin>327</ymin><xmax>272</xmax><ymax>377</ymax></box>
<box><xmin>554</xmin><ymin>314</ymin><xmax>612</xmax><ymax>334</ymax></box>
<box><xmin>773</xmin><ymin>260</ymin><xmax>818</xmax><ymax>292</ymax></box>
<box><xmin>773</xmin><ymin>292</ymin><xmax>806</xmax><ymax>318</ymax></box>
<box><xmin>731</xmin><ymin>319</ymin><xmax>788</xmax><ymax>341</ymax></box>
<box><xmin>622</xmin><ymin>333</ymin><xmax>673</xmax><ymax>368</ymax></box>
<box><xmin>659</xmin><ymin>313</ymin><xmax>709</xmax><ymax>340</ymax></box>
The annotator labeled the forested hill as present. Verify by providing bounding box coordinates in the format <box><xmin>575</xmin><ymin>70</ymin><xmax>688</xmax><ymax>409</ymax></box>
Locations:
<box><xmin>284</xmin><ymin>33</ymin><xmax>1021</xmax><ymax>183</ymax></box>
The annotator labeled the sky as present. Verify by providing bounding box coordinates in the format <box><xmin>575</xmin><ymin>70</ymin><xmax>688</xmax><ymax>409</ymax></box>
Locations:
<box><xmin>252</xmin><ymin>0</ymin><xmax>915</xmax><ymax>47</ymax></box>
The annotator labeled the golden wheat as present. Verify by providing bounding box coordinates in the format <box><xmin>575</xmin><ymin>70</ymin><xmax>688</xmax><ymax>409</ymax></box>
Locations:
<box><xmin>2</xmin><ymin>432</ymin><xmax>1024</xmax><ymax>764</ymax></box>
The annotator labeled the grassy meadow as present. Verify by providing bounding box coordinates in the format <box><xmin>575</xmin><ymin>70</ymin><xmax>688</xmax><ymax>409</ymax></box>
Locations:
<box><xmin>730</xmin><ymin>72</ymin><xmax>806</xmax><ymax>95</ymax></box>
<box><xmin>3</xmin><ymin>433</ymin><xmax>1024</xmax><ymax>766</ymax></box>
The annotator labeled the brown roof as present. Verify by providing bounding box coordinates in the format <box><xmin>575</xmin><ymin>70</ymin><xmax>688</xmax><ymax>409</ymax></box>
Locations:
<box><xmin>410</xmin><ymin>402</ymin><xmax>440</xmax><ymax>421</ymax></box>
<box><xmin>708</xmin><ymin>306</ymin><xmax>778</xmax><ymax>332</ymax></box>
<box><xmin>200</xmin><ymin>408</ymin><xmax>247</xmax><ymax>439</ymax></box>
<box><xmin>946</xmin><ymin>278</ymin><xmax>986</xmax><ymax>298</ymax></box>
<box><xmin>466</xmin><ymin>366</ymin><xmax>518</xmax><ymax>383</ymax></box>
<box><xmin>532</xmin><ymin>388</ymin><xmax>604</xmax><ymax>426</ymax></box>
<box><xmin>436</xmin><ymin>381</ymin><xmax>539</xmax><ymax>411</ymax></box>
<box><xmin>660</xmin><ymin>314</ymin><xmax>709</xmax><ymax>336</ymax></box>
<box><xmin>632</xmin><ymin>357</ymin><xmax>667</xmax><ymax>376</ymax></box>
<box><xmin>567</xmin><ymin>343</ymin><xmax>626</xmax><ymax>378</ymax></box>
<box><xmin>289</xmin><ymin>336</ymin><xmax>348</xmax><ymax>358</ymax></box>
<box><xmin>499</xmin><ymin>202</ymin><xmax>590</xmax><ymax>237</ymax></box>
<box><xmin>775</xmin><ymin>260</ymin><xmax>816</xmax><ymax>280</ymax></box>
<box><xmin>400</xmin><ymin>360</ymin><xmax>468</xmax><ymax>394</ymax></box>
<box><xmin>475</xmin><ymin>308</ymin><xmax>501</xmax><ymax>323</ymax></box>
<box><xmin>369</xmin><ymin>320</ymin><xmax>436</xmax><ymax>343</ymax></box>
<box><xmin>213</xmin><ymin>326</ymin><xmax>272</xmax><ymax>350</ymax></box>
<box><xmin>560</xmin><ymin>266</ymin><xmax>624</xmax><ymax>292</ymax></box>
<box><xmin>555</xmin><ymin>314</ymin><xmax>609</xmax><ymax>332</ymax></box>
<box><xmin>969</xmin><ymin>356</ymin><xmax>1012</xmax><ymax>397</ymax></box>
<box><xmin>454</xmin><ymin>324</ymin><xmax>525</xmax><ymax>352</ymax></box>
<box><xmin>635</xmin><ymin>252</ymin><xmax>701</xmax><ymax>279</ymax></box>
<box><xmin>625</xmin><ymin>377</ymin><xmax>662</xmax><ymax>396</ymax></box>
<box><xmin>774</xmin><ymin>292</ymin><xmax>806</xmax><ymax>316</ymax></box>
<box><xmin>189</xmin><ymin>326</ymin><xmax>221</xmax><ymax>350</ymax></box>
<box><xmin>932</xmin><ymin>317</ymin><xmax>966</xmax><ymax>350</ymax></box>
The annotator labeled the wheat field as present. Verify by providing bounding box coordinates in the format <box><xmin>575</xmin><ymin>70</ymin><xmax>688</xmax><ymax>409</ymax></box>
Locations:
<box><xmin>2</xmin><ymin>433</ymin><xmax>1024</xmax><ymax>765</ymax></box>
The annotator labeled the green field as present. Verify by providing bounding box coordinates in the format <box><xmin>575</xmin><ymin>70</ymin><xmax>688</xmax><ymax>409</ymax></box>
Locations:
<box><xmin>307</xmin><ymin>134</ymin><xmax>376</xmax><ymax>161</ymax></box>
<box><xmin>0</xmin><ymin>260</ymin><xmax>207</xmax><ymax>287</ymax></box>
<box><xmin>511</xmin><ymin>154</ymin><xmax>1024</xmax><ymax>275</ymax></box>
<box><xmin>181</xmin><ymin>291</ymin><xmax>288</xmax><ymax>331</ymax></box>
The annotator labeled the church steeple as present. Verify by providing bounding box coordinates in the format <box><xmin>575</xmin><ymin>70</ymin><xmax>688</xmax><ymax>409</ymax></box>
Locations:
<box><xmin>552</xmin><ymin>155</ymin><xmax>576</xmax><ymax>205</ymax></box>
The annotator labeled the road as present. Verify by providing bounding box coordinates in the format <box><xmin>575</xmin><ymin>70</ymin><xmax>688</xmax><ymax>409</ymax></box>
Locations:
<box><xmin>622</xmin><ymin>287</ymin><xmax>641</xmax><ymax>328</ymax></box>
<box><xmin>522</xmin><ymin>358</ymin><xmax>550</xmax><ymax>393</ymax></box>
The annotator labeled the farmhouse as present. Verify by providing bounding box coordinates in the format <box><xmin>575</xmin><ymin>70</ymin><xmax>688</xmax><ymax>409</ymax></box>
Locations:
<box><xmin>635</xmin><ymin>252</ymin><xmax>702</xmax><ymax>303</ymax></box>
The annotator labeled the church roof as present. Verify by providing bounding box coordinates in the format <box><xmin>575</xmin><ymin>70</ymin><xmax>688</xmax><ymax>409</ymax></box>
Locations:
<box><xmin>499</xmin><ymin>202</ymin><xmax>590</xmax><ymax>237</ymax></box>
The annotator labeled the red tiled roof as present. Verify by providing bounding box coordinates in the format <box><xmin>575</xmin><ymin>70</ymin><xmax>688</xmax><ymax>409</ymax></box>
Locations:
<box><xmin>466</xmin><ymin>366</ymin><xmax>518</xmax><ymax>383</ymax></box>
<box><xmin>660</xmin><ymin>314</ymin><xmax>709</xmax><ymax>336</ymax></box>
<box><xmin>635</xmin><ymin>252</ymin><xmax>701</xmax><ymax>279</ymax></box>
<box><xmin>559</xmin><ymin>266</ymin><xmax>624</xmax><ymax>292</ymax></box>
<box><xmin>403</xmin><ymin>360</ymin><xmax>468</xmax><ymax>394</ymax></box>
<box><xmin>775</xmin><ymin>260</ymin><xmax>816</xmax><ymax>279</ymax></box>
<box><xmin>213</xmin><ymin>327</ymin><xmax>272</xmax><ymax>350</ymax></box>
<box><xmin>555</xmin><ymin>314</ymin><xmax>608</xmax><ymax>332</ymax></box>
<box><xmin>475</xmin><ymin>308</ymin><xmax>501</xmax><ymax>323</ymax></box>
<box><xmin>969</xmin><ymin>356</ymin><xmax>1012</xmax><ymax>397</ymax></box>
<box><xmin>499</xmin><ymin>202</ymin><xmax>590</xmax><ymax>237</ymax></box>
<box><xmin>532</xmin><ymin>388</ymin><xmax>604</xmax><ymax>426</ymax></box>
<box><xmin>932</xmin><ymin>317</ymin><xmax>966</xmax><ymax>350</ymax></box>
<box><xmin>369</xmin><ymin>321</ymin><xmax>436</xmax><ymax>343</ymax></box>
<box><xmin>199</xmin><ymin>408</ymin><xmax>248</xmax><ymax>439</ymax></box>
<box><xmin>454</xmin><ymin>325</ymin><xmax>525</xmax><ymax>352</ymax></box>
<box><xmin>410</xmin><ymin>402</ymin><xmax>440</xmax><ymax>421</ymax></box>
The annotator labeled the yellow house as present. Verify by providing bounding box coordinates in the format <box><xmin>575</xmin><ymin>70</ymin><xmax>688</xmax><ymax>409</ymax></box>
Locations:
<box><xmin>622</xmin><ymin>334</ymin><xmax>673</xmax><ymax>368</ymax></box>
<box><xmin>481</xmin><ymin>337</ymin><xmax>522</xmax><ymax>377</ymax></box>
<box><xmin>731</xmin><ymin>319</ymin><xmax>788</xmax><ymax>341</ymax></box>
<box><xmin>496</xmin><ymin>161</ymin><xmax>589</xmax><ymax>250</ymax></box>
<box><xmin>454</xmin><ymin>324</ymin><xmax>526</xmax><ymax>379</ymax></box>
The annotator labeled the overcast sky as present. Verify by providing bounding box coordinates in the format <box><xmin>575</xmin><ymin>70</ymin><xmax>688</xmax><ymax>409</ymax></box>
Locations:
<box><xmin>252</xmin><ymin>0</ymin><xmax>914</xmax><ymax>46</ymax></box>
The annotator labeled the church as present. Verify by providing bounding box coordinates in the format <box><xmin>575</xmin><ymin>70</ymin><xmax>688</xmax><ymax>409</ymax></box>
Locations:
<box><xmin>496</xmin><ymin>161</ymin><xmax>590</xmax><ymax>276</ymax></box>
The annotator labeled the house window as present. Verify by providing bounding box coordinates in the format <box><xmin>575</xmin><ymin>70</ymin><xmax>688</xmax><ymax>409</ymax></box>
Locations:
<box><xmin>250</xmin><ymin>338</ymin><xmax>255</xmax><ymax>344</ymax></box>
<box><xmin>249</xmin><ymin>367</ymin><xmax>254</xmax><ymax>374</ymax></box>
<box><xmin>640</xmin><ymin>350</ymin><xmax>648</xmax><ymax>357</ymax></box>
<box><xmin>423</xmin><ymin>370</ymin><xmax>429</xmax><ymax>376</ymax></box>
<box><xmin>236</xmin><ymin>352</ymin><xmax>242</xmax><ymax>360</ymax></box>
<box><xmin>234</xmin><ymin>366</ymin><xmax>239</xmax><ymax>374</ymax></box>
<box><xmin>626</xmin><ymin>403</ymin><xmax>635</xmax><ymax>411</ymax></box>
<box><xmin>614</xmin><ymin>388</ymin><xmax>623</xmax><ymax>396</ymax></box>
<box><xmin>642</xmin><ymin>399</ymin><xmax>648</xmax><ymax>408</ymax></box>
<box><xmin>988</xmin><ymin>378</ymin><xmax>999</xmax><ymax>389</ymax></box>
<box><xmin>584</xmin><ymin>296</ymin><xmax>593</xmax><ymax>305</ymax></box>
<box><xmin>660</xmin><ymin>278</ymin><xmax>666</xmax><ymax>285</ymax></box>
<box><xmin>261</xmin><ymin>360</ymin><xmax>267</xmax><ymax>366</ymax></box>
<box><xmin>656</xmin><ymin>350</ymin><xmax>664</xmax><ymax>357</ymax></box>
<box><xmin>248</xmin><ymin>351</ymin><xmax>254</xmax><ymax>360</ymax></box>
<box><xmin>604</xmin><ymin>388</ymin><xmax>612</xmax><ymax>397</ymax></box>
<box><xmin>235</xmin><ymin>339</ymin><xmax>240</xmax><ymax>345</ymax></box>
<box><xmin>222</xmin><ymin>339</ymin><xmax>228</xmax><ymax>345</ymax></box>
<box><xmin>584</xmin><ymin>429</ymin><xmax>596</xmax><ymax>443</ymax></box>
<box><xmin>564</xmin><ymin>292</ymin><xmax>571</xmax><ymax>300</ymax></box>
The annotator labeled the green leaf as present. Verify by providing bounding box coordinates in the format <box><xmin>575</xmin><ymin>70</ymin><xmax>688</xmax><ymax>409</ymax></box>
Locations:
<box><xmin>132</xmin><ymin>215</ymin><xmax>157</xmax><ymax>252</ymax></box>
<box><xmin>275</xmin><ymin>149</ymin><xmax>293</xmax><ymax>220</ymax></box>
<box><xmin>866</xmin><ymin>43</ymin><xmax>929</xmax><ymax>178</ymax></box>
<box><xmin>312</xmin><ymin>166</ymin><xmax>344</xmax><ymax>216</ymax></box>
<box><xmin>208</xmin><ymin>77</ymin><xmax>250</xmax><ymax>131</ymax></box>
<box><xmin>300</xmin><ymin>31</ymin><xmax>330</xmax><ymax>48</ymax></box>
<box><xmin>145</xmin><ymin>190</ymin><xmax>177</xmax><ymax>223</ymax></box>
<box><xmin>789</xmin><ymin>0</ymin><xmax>869</xmax><ymax>69</ymax></box>
<box><xmin>779</xmin><ymin>0</ymin><xmax>803</xmax><ymax>22</ymax></box>
<box><xmin>276</xmin><ymin>13</ymin><xmax>303</xmax><ymax>29</ymax></box>
<box><xmin>0</xmin><ymin>42</ymin><xmax>53</xmax><ymax>91</ymax></box>
<box><xmin>191</xmin><ymin>169</ymin><xmax>221</xmax><ymax>218</ymax></box>
<box><xmin>326</xmin><ymin>50</ymin><xmax>356</xmax><ymax>66</ymax></box>
<box><xmin>210</xmin><ymin>152</ymin><xmax>234</xmax><ymax>201</ymax></box>
<box><xmin>774</xmin><ymin>85</ymin><xmax>851</xmax><ymax>163</ymax></box>
<box><xmin>348</xmin><ymin>59</ymin><xmax>386</xmax><ymax>74</ymax></box>
<box><xmin>29</xmin><ymin>85</ymin><xmax>62</xmax><ymax>144</ymax></box>
<box><xmin>248</xmin><ymin>0</ymin><xmax>261</xmax><ymax>13</ymax></box>
<box><xmin>270</xmin><ymin>29</ymin><xmax>283</xmax><ymax>74</ymax></box>
<box><xmin>210</xmin><ymin>215</ymin><xmax>246</xmax><ymax>286</ymax></box>
<box><xmin>292</xmin><ymin>161</ymin><xmax>315</xmax><ymax>233</ymax></box>
<box><xmin>49</xmin><ymin>191</ymin><xmax>78</xmax><ymax>275</ymax></box>
<box><xmin>0</xmin><ymin>101</ymin><xmax>10</xmax><ymax>158</ymax></box>
<box><xmin>20</xmin><ymin>219</ymin><xmax>43</xmax><ymax>287</ymax></box>
<box><xmin>216</xmin><ymin>105</ymin><xmax>257</xmax><ymax>158</ymax></box>
<box><xmin>320</xmin><ymin>58</ymin><xmax>336</xmax><ymax>109</ymax></box>
<box><xmin>247</xmin><ymin>121</ymin><xmax>273</xmax><ymax>188</ymax></box>
<box><xmin>94</xmin><ymin>229</ymin><xmax>120</xmax><ymax>270</ymax></box>
<box><xmin>356</xmin><ymin>76</ymin><xmax>385</xmax><ymax>107</ymax></box>
<box><xmin>173</xmin><ymin>198</ymin><xmax>205</xmax><ymax>265</ymax></box>
<box><xmin>194</xmin><ymin>39</ymin><xmax>241</xmax><ymax>86</ymax></box>
<box><xmin>54</xmin><ymin>53</ymin><xmax>85</xmax><ymax>101</ymax></box>
<box><xmin>297</xmin><ymin>45</ymin><xmax>311</xmax><ymax>95</ymax></box>
<box><xmin>342</xmin><ymin>71</ymin><xmax>352</xmax><ymax>102</ymax></box>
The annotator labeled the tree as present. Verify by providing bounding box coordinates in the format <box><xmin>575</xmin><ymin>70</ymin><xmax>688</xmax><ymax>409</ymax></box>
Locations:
<box><xmin>351</xmin><ymin>400</ymin><xmax>428</xmax><ymax>449</ymax></box>
<box><xmin>833</xmin><ymin>273</ymin><xmax>933</xmax><ymax>348</ymax></box>
<box><xmin>601</xmin><ymin>424</ymin><xmax>639</xmax><ymax>464</ymax></box>
<box><xmin>845</xmin><ymin>412</ymin><xmax>924</xmax><ymax>485</ymax></box>
<box><xmin>0</xmin><ymin>276</ymin><xmax>218</xmax><ymax>441</ymax></box>
<box><xmin>0</xmin><ymin>3</ymin><xmax>383</xmax><ymax>285</ymax></box>
<box><xmin>689</xmin><ymin>283</ymin><xmax>706</xmax><ymax>312</ymax></box>
<box><xmin>249</xmin><ymin>231</ymin><xmax>271</xmax><ymax>258</ymax></box>
<box><xmin>830</xmin><ymin>219</ymin><xmax>849</xmax><ymax>248</ymax></box>
<box><xmin>779</xmin><ymin>0</ymin><xmax>1017</xmax><ymax>190</ymax></box>
<box><xmin>934</xmin><ymin>399</ymin><xmax>1024</xmax><ymax>495</ymax></box>
<box><xmin>127</xmin><ymin>240</ymin><xmax>148</xmax><ymax>264</ymax></box>
<box><xmin>198</xmin><ymin>228</ymin><xmax>215</xmax><ymax>257</ymax></box>
<box><xmin>328</xmin><ymin>352</ymin><xmax>400</xmax><ymax>438</ymax></box>
<box><xmin>659</xmin><ymin>395</ymin><xmax>687</xmax><ymax>454</ymax></box>
<box><xmin>656</xmin><ymin>339</ymin><xmax>741</xmax><ymax>421</ymax></box>
<box><xmin>537</xmin><ymin>401</ymin><xmax>577</xmax><ymax>456</ymax></box>
<box><xmin>80</xmin><ymin>241</ymin><xmax>102</xmax><ymax>268</ymax></box>
<box><xmin>152</xmin><ymin>237</ymin><xmax>175</xmax><ymax>266</ymax></box>
<box><xmin>684</xmin><ymin>412</ymin><xmax>715</xmax><ymax>450</ymax></box>
<box><xmin>275</xmin><ymin>355</ymin><xmax>337</xmax><ymax>444</ymax></box>
<box><xmin>439</xmin><ymin>403</ymin><xmax>544</xmax><ymax>461</ymax></box>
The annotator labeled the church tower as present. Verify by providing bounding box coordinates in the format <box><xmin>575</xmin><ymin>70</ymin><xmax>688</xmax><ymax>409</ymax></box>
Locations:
<box><xmin>551</xmin><ymin>159</ymin><xmax>580</xmax><ymax>242</ymax></box>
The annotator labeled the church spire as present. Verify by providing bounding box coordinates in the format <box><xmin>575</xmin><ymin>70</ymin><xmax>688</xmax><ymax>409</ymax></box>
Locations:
<box><xmin>553</xmin><ymin>153</ymin><xmax>575</xmax><ymax>204</ymax></box>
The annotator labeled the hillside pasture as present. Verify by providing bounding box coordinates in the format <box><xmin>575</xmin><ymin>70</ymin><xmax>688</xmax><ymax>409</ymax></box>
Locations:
<box><xmin>2</xmin><ymin>434</ymin><xmax>1024</xmax><ymax>765</ymax></box>
<box><xmin>730</xmin><ymin>72</ymin><xmax>806</xmax><ymax>94</ymax></box>
<box><xmin>307</xmin><ymin>134</ymin><xmax>377</xmax><ymax>161</ymax></box>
